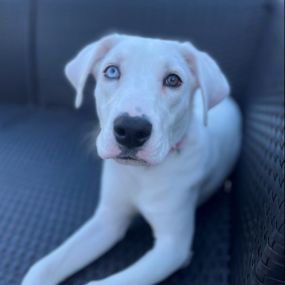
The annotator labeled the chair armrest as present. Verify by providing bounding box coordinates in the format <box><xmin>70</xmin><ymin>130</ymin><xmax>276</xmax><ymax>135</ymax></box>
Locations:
<box><xmin>231</xmin><ymin>1</ymin><xmax>284</xmax><ymax>284</ymax></box>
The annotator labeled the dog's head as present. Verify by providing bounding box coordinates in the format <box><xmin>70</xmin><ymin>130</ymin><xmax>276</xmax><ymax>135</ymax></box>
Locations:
<box><xmin>65</xmin><ymin>34</ymin><xmax>229</xmax><ymax>166</ymax></box>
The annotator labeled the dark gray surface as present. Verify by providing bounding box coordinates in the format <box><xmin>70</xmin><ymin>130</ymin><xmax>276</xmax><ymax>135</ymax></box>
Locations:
<box><xmin>0</xmin><ymin>0</ymin><xmax>31</xmax><ymax>104</ymax></box>
<box><xmin>0</xmin><ymin>107</ymin><xmax>231</xmax><ymax>285</ymax></box>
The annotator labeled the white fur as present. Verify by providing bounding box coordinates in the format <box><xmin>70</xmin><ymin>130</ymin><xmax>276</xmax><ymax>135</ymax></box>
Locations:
<box><xmin>22</xmin><ymin>34</ymin><xmax>242</xmax><ymax>285</ymax></box>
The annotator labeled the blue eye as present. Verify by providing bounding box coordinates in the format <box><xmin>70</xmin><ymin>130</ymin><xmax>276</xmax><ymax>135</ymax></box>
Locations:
<box><xmin>104</xmin><ymin>65</ymin><xmax>120</xmax><ymax>79</ymax></box>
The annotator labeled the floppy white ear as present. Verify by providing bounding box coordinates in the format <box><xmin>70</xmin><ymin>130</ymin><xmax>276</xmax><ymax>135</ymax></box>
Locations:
<box><xmin>182</xmin><ymin>43</ymin><xmax>230</xmax><ymax>126</ymax></box>
<box><xmin>65</xmin><ymin>34</ymin><xmax>121</xmax><ymax>108</ymax></box>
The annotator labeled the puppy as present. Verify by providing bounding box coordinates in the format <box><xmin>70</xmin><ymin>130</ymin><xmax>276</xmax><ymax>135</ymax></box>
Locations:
<box><xmin>22</xmin><ymin>34</ymin><xmax>242</xmax><ymax>285</ymax></box>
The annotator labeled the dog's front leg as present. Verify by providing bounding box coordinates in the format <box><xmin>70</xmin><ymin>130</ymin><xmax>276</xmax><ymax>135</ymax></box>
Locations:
<box><xmin>86</xmin><ymin>236</ymin><xmax>191</xmax><ymax>285</ymax></box>
<box><xmin>85</xmin><ymin>198</ymin><xmax>196</xmax><ymax>285</ymax></box>
<box><xmin>22</xmin><ymin>202</ymin><xmax>134</xmax><ymax>285</ymax></box>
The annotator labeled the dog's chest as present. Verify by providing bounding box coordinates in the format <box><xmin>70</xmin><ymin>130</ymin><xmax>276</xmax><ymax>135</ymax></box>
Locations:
<box><xmin>121</xmin><ymin>152</ymin><xmax>204</xmax><ymax>212</ymax></box>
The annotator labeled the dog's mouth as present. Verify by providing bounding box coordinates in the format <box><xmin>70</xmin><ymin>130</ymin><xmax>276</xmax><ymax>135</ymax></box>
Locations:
<box><xmin>114</xmin><ymin>154</ymin><xmax>149</xmax><ymax>166</ymax></box>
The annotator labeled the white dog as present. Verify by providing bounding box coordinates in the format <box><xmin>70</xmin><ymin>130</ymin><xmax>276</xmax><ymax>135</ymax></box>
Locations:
<box><xmin>22</xmin><ymin>34</ymin><xmax>241</xmax><ymax>285</ymax></box>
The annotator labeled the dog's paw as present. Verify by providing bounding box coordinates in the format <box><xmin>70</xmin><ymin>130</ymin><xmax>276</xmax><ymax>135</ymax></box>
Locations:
<box><xmin>84</xmin><ymin>280</ymin><xmax>111</xmax><ymax>285</ymax></box>
<box><xmin>21</xmin><ymin>265</ymin><xmax>56</xmax><ymax>285</ymax></box>
<box><xmin>181</xmin><ymin>251</ymin><xmax>193</xmax><ymax>269</ymax></box>
<box><xmin>83</xmin><ymin>280</ymin><xmax>116</xmax><ymax>285</ymax></box>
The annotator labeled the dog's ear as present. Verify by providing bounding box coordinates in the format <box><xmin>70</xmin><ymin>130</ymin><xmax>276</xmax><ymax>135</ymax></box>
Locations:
<box><xmin>182</xmin><ymin>42</ymin><xmax>230</xmax><ymax>126</ymax></box>
<box><xmin>65</xmin><ymin>34</ymin><xmax>122</xmax><ymax>108</ymax></box>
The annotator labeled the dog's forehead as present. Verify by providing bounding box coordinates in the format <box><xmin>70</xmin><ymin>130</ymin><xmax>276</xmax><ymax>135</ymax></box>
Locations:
<box><xmin>108</xmin><ymin>36</ymin><xmax>183</xmax><ymax>64</ymax></box>
<box><xmin>120</xmin><ymin>36</ymin><xmax>178</xmax><ymax>50</ymax></box>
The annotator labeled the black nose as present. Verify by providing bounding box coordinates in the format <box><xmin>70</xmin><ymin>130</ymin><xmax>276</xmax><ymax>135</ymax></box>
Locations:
<box><xmin>113</xmin><ymin>115</ymin><xmax>152</xmax><ymax>149</ymax></box>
